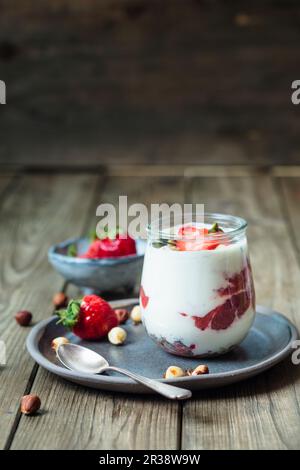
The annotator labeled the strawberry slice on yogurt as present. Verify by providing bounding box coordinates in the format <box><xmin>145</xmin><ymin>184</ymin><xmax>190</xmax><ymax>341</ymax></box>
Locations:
<box><xmin>140</xmin><ymin>286</ymin><xmax>149</xmax><ymax>309</ymax></box>
<box><xmin>177</xmin><ymin>223</ymin><xmax>225</xmax><ymax>251</ymax></box>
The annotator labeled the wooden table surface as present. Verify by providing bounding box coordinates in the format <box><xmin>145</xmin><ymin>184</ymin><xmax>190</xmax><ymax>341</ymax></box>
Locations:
<box><xmin>1</xmin><ymin>164</ymin><xmax>300</xmax><ymax>450</ymax></box>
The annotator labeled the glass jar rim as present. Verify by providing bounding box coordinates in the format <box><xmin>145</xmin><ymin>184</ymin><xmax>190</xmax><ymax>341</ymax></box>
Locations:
<box><xmin>146</xmin><ymin>212</ymin><xmax>247</xmax><ymax>242</ymax></box>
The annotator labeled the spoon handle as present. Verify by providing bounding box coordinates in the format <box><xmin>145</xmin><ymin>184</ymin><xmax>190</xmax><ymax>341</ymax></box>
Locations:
<box><xmin>106</xmin><ymin>366</ymin><xmax>192</xmax><ymax>400</ymax></box>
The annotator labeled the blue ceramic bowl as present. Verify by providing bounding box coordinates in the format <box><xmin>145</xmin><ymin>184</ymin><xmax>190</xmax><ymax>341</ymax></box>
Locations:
<box><xmin>48</xmin><ymin>237</ymin><xmax>146</xmax><ymax>292</ymax></box>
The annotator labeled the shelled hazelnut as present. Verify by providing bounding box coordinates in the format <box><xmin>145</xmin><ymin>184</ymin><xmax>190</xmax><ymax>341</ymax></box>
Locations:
<box><xmin>130</xmin><ymin>305</ymin><xmax>142</xmax><ymax>324</ymax></box>
<box><xmin>164</xmin><ymin>366</ymin><xmax>185</xmax><ymax>379</ymax></box>
<box><xmin>187</xmin><ymin>365</ymin><xmax>209</xmax><ymax>376</ymax></box>
<box><xmin>108</xmin><ymin>327</ymin><xmax>127</xmax><ymax>345</ymax></box>
<box><xmin>51</xmin><ymin>336</ymin><xmax>69</xmax><ymax>352</ymax></box>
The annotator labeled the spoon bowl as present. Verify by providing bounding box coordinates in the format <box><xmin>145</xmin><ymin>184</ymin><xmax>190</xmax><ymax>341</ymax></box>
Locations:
<box><xmin>57</xmin><ymin>343</ymin><xmax>192</xmax><ymax>400</ymax></box>
<box><xmin>57</xmin><ymin>343</ymin><xmax>109</xmax><ymax>374</ymax></box>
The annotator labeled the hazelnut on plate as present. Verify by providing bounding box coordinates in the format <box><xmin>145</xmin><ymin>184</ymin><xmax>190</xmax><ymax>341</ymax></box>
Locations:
<box><xmin>130</xmin><ymin>305</ymin><xmax>142</xmax><ymax>324</ymax></box>
<box><xmin>164</xmin><ymin>366</ymin><xmax>185</xmax><ymax>379</ymax></box>
<box><xmin>20</xmin><ymin>394</ymin><xmax>41</xmax><ymax>415</ymax></box>
<box><xmin>108</xmin><ymin>326</ymin><xmax>127</xmax><ymax>345</ymax></box>
<box><xmin>51</xmin><ymin>336</ymin><xmax>69</xmax><ymax>352</ymax></box>
<box><xmin>188</xmin><ymin>364</ymin><xmax>209</xmax><ymax>376</ymax></box>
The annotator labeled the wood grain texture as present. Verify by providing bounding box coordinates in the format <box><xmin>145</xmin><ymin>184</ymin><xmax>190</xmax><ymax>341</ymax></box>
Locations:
<box><xmin>1</xmin><ymin>0</ymin><xmax>300</xmax><ymax>166</ymax></box>
<box><xmin>182</xmin><ymin>172</ymin><xmax>300</xmax><ymax>449</ymax></box>
<box><xmin>11</xmin><ymin>174</ymin><xmax>184</xmax><ymax>450</ymax></box>
<box><xmin>278</xmin><ymin>177</ymin><xmax>300</xmax><ymax>257</ymax></box>
<box><xmin>0</xmin><ymin>173</ymin><xmax>14</xmax><ymax>195</ymax></box>
<box><xmin>0</xmin><ymin>173</ymin><xmax>98</xmax><ymax>449</ymax></box>
<box><xmin>11</xmin><ymin>372</ymin><xmax>180</xmax><ymax>450</ymax></box>
<box><xmin>4</xmin><ymin>168</ymin><xmax>300</xmax><ymax>450</ymax></box>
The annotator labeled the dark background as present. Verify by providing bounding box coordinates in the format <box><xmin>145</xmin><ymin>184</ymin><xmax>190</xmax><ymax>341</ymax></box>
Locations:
<box><xmin>0</xmin><ymin>0</ymin><xmax>300</xmax><ymax>169</ymax></box>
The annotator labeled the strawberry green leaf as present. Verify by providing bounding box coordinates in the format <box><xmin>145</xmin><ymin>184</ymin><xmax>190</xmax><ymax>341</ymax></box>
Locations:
<box><xmin>56</xmin><ymin>299</ymin><xmax>81</xmax><ymax>328</ymax></box>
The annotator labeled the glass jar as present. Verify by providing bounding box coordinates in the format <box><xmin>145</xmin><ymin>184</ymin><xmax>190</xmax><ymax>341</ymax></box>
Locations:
<box><xmin>140</xmin><ymin>213</ymin><xmax>256</xmax><ymax>357</ymax></box>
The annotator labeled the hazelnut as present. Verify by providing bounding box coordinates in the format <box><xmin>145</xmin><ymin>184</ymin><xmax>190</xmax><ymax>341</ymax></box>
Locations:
<box><xmin>20</xmin><ymin>394</ymin><xmax>41</xmax><ymax>415</ymax></box>
<box><xmin>130</xmin><ymin>305</ymin><xmax>142</xmax><ymax>324</ymax></box>
<box><xmin>164</xmin><ymin>366</ymin><xmax>185</xmax><ymax>379</ymax></box>
<box><xmin>190</xmin><ymin>364</ymin><xmax>209</xmax><ymax>376</ymax></box>
<box><xmin>15</xmin><ymin>310</ymin><xmax>32</xmax><ymax>327</ymax></box>
<box><xmin>108</xmin><ymin>326</ymin><xmax>127</xmax><ymax>345</ymax></box>
<box><xmin>52</xmin><ymin>292</ymin><xmax>68</xmax><ymax>309</ymax></box>
<box><xmin>114</xmin><ymin>308</ymin><xmax>129</xmax><ymax>325</ymax></box>
<box><xmin>51</xmin><ymin>336</ymin><xmax>69</xmax><ymax>352</ymax></box>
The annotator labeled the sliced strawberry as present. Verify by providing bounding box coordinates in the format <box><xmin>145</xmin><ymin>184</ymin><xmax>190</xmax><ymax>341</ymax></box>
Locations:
<box><xmin>192</xmin><ymin>303</ymin><xmax>235</xmax><ymax>331</ymax></box>
<box><xmin>114</xmin><ymin>308</ymin><xmax>129</xmax><ymax>324</ymax></box>
<box><xmin>191</xmin><ymin>291</ymin><xmax>250</xmax><ymax>332</ymax></box>
<box><xmin>140</xmin><ymin>286</ymin><xmax>149</xmax><ymax>309</ymax></box>
<box><xmin>177</xmin><ymin>236</ymin><xmax>223</xmax><ymax>251</ymax></box>
<box><xmin>210</xmin><ymin>301</ymin><xmax>236</xmax><ymax>330</ymax></box>
<box><xmin>178</xmin><ymin>225</ymin><xmax>201</xmax><ymax>239</ymax></box>
<box><xmin>217</xmin><ymin>266</ymin><xmax>253</xmax><ymax>316</ymax></box>
<box><xmin>177</xmin><ymin>239</ymin><xmax>205</xmax><ymax>251</ymax></box>
<box><xmin>201</xmin><ymin>238</ymin><xmax>222</xmax><ymax>250</ymax></box>
<box><xmin>192</xmin><ymin>310</ymin><xmax>215</xmax><ymax>330</ymax></box>
<box><xmin>178</xmin><ymin>226</ymin><xmax>208</xmax><ymax>238</ymax></box>
<box><xmin>177</xmin><ymin>227</ymin><xmax>205</xmax><ymax>250</ymax></box>
<box><xmin>176</xmin><ymin>223</ymin><xmax>229</xmax><ymax>251</ymax></box>
<box><xmin>176</xmin><ymin>226</ymin><xmax>223</xmax><ymax>251</ymax></box>
<box><xmin>236</xmin><ymin>291</ymin><xmax>251</xmax><ymax>317</ymax></box>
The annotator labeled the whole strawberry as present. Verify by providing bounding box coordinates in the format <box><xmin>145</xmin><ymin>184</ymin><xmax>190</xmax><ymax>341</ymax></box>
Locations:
<box><xmin>57</xmin><ymin>295</ymin><xmax>118</xmax><ymax>340</ymax></box>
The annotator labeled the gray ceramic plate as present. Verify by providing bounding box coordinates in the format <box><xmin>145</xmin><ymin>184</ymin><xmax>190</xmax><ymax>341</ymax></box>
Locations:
<box><xmin>26</xmin><ymin>300</ymin><xmax>298</xmax><ymax>394</ymax></box>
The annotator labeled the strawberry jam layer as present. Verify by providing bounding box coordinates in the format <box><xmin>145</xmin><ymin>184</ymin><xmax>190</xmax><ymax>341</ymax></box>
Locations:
<box><xmin>190</xmin><ymin>263</ymin><xmax>254</xmax><ymax>331</ymax></box>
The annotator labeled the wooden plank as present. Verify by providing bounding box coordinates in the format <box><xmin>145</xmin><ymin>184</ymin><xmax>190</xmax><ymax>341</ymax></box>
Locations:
<box><xmin>278</xmin><ymin>177</ymin><xmax>300</xmax><ymax>258</ymax></box>
<box><xmin>0</xmin><ymin>173</ymin><xmax>98</xmax><ymax>449</ymax></box>
<box><xmin>107</xmin><ymin>165</ymin><xmax>271</xmax><ymax>178</ymax></box>
<box><xmin>182</xmin><ymin>171</ymin><xmax>300</xmax><ymax>449</ymax></box>
<box><xmin>272</xmin><ymin>167</ymin><xmax>300</xmax><ymax>177</ymax></box>
<box><xmin>107</xmin><ymin>165</ymin><xmax>186</xmax><ymax>177</ymax></box>
<box><xmin>0</xmin><ymin>173</ymin><xmax>14</xmax><ymax>195</ymax></box>
<box><xmin>184</xmin><ymin>165</ymin><xmax>270</xmax><ymax>178</ymax></box>
<box><xmin>11</xmin><ymin>174</ymin><xmax>184</xmax><ymax>450</ymax></box>
<box><xmin>1</xmin><ymin>1</ymin><xmax>300</xmax><ymax>167</ymax></box>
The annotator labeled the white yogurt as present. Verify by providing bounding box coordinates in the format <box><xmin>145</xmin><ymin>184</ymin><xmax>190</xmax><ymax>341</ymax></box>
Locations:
<box><xmin>140</xmin><ymin>229</ymin><xmax>255</xmax><ymax>357</ymax></box>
